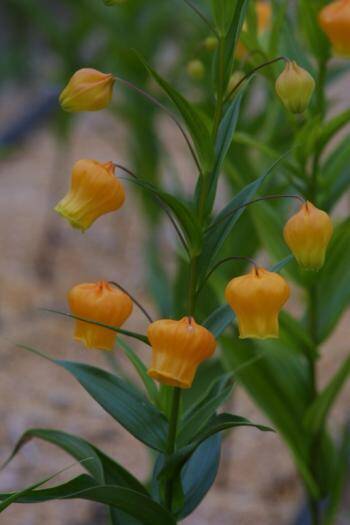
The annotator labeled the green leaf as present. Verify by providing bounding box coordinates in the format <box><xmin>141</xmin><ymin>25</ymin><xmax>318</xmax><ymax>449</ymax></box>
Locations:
<box><xmin>57</xmin><ymin>360</ymin><xmax>169</xmax><ymax>452</ymax></box>
<box><xmin>1</xmin><ymin>427</ymin><xmax>146</xmax><ymax>524</ymax></box>
<box><xmin>0</xmin><ymin>480</ymin><xmax>176</xmax><ymax>525</ymax></box>
<box><xmin>1</xmin><ymin>428</ymin><xmax>146</xmax><ymax>494</ymax></box>
<box><xmin>221</xmin><ymin>338</ymin><xmax>320</xmax><ymax>498</ymax></box>
<box><xmin>19</xmin><ymin>346</ymin><xmax>169</xmax><ymax>453</ymax></box>
<box><xmin>317</xmin><ymin>108</ymin><xmax>350</xmax><ymax>153</ymax></box>
<box><xmin>315</xmin><ymin>219</ymin><xmax>350</xmax><ymax>342</ymax></box>
<box><xmin>159</xmin><ymin>412</ymin><xmax>272</xmax><ymax>485</ymax></box>
<box><xmin>43</xmin><ymin>308</ymin><xmax>149</xmax><ymax>345</ymax></box>
<box><xmin>118</xmin><ymin>339</ymin><xmax>159</xmax><ymax>406</ymax></box>
<box><xmin>211</xmin><ymin>0</ymin><xmax>233</xmax><ymax>34</ymax></box>
<box><xmin>123</xmin><ymin>176</ymin><xmax>203</xmax><ymax>255</ymax></box>
<box><xmin>222</xmin><ymin>0</ymin><xmax>250</xmax><ymax>86</ymax></box>
<box><xmin>179</xmin><ymin>434</ymin><xmax>221</xmax><ymax>519</ymax></box>
<box><xmin>324</xmin><ymin>423</ymin><xmax>350</xmax><ymax>525</ymax></box>
<box><xmin>298</xmin><ymin>0</ymin><xmax>330</xmax><ymax>60</ymax></box>
<box><xmin>137</xmin><ymin>54</ymin><xmax>214</xmax><ymax>171</ymax></box>
<box><xmin>177</xmin><ymin>374</ymin><xmax>233</xmax><ymax>446</ymax></box>
<box><xmin>0</xmin><ymin>464</ymin><xmax>94</xmax><ymax>512</ymax></box>
<box><xmin>304</xmin><ymin>356</ymin><xmax>350</xmax><ymax>436</ymax></box>
<box><xmin>197</xmin><ymin>152</ymin><xmax>291</xmax><ymax>280</ymax></box>
<box><xmin>203</xmin><ymin>255</ymin><xmax>293</xmax><ymax>337</ymax></box>
<box><xmin>320</xmin><ymin>137</ymin><xmax>350</xmax><ymax>211</ymax></box>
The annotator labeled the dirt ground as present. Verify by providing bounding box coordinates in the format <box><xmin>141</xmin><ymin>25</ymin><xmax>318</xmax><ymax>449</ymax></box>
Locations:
<box><xmin>0</xmin><ymin>87</ymin><xmax>349</xmax><ymax>525</ymax></box>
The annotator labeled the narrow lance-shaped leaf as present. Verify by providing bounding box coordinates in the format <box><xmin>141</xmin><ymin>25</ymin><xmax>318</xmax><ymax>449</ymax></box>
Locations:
<box><xmin>18</xmin><ymin>346</ymin><xmax>169</xmax><ymax>452</ymax></box>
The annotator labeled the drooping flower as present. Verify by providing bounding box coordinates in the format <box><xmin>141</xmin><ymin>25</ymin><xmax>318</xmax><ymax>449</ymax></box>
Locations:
<box><xmin>59</xmin><ymin>68</ymin><xmax>115</xmax><ymax>112</ymax></box>
<box><xmin>275</xmin><ymin>61</ymin><xmax>315</xmax><ymax>113</ymax></box>
<box><xmin>54</xmin><ymin>159</ymin><xmax>125</xmax><ymax>232</ymax></box>
<box><xmin>147</xmin><ymin>317</ymin><xmax>216</xmax><ymax>389</ymax></box>
<box><xmin>283</xmin><ymin>201</ymin><xmax>333</xmax><ymax>270</ymax></box>
<box><xmin>68</xmin><ymin>281</ymin><xmax>133</xmax><ymax>350</ymax></box>
<box><xmin>319</xmin><ymin>0</ymin><xmax>350</xmax><ymax>56</ymax></box>
<box><xmin>225</xmin><ymin>268</ymin><xmax>290</xmax><ymax>339</ymax></box>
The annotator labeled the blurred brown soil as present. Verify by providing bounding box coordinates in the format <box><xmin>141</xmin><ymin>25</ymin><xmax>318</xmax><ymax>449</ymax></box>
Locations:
<box><xmin>0</xmin><ymin>88</ymin><xmax>349</xmax><ymax>525</ymax></box>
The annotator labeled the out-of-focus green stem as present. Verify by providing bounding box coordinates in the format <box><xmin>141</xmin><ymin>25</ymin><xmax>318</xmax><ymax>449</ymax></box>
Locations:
<box><xmin>212</xmin><ymin>36</ymin><xmax>226</xmax><ymax>139</ymax></box>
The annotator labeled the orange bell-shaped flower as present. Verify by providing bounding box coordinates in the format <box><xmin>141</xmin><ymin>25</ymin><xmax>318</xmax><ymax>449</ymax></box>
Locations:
<box><xmin>54</xmin><ymin>159</ymin><xmax>125</xmax><ymax>232</ymax></box>
<box><xmin>283</xmin><ymin>201</ymin><xmax>333</xmax><ymax>271</ymax></box>
<box><xmin>147</xmin><ymin>317</ymin><xmax>216</xmax><ymax>389</ymax></box>
<box><xmin>59</xmin><ymin>68</ymin><xmax>115</xmax><ymax>112</ymax></box>
<box><xmin>68</xmin><ymin>281</ymin><xmax>133</xmax><ymax>350</ymax></box>
<box><xmin>225</xmin><ymin>268</ymin><xmax>290</xmax><ymax>339</ymax></box>
<box><xmin>319</xmin><ymin>0</ymin><xmax>350</xmax><ymax>56</ymax></box>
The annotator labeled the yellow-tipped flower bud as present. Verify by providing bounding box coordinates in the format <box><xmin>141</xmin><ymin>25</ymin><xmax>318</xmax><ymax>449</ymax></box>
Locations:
<box><xmin>147</xmin><ymin>317</ymin><xmax>216</xmax><ymax>389</ymax></box>
<box><xmin>68</xmin><ymin>281</ymin><xmax>133</xmax><ymax>350</ymax></box>
<box><xmin>59</xmin><ymin>68</ymin><xmax>115</xmax><ymax>112</ymax></box>
<box><xmin>227</xmin><ymin>71</ymin><xmax>245</xmax><ymax>95</ymax></box>
<box><xmin>225</xmin><ymin>268</ymin><xmax>290</xmax><ymax>340</ymax></box>
<box><xmin>283</xmin><ymin>201</ymin><xmax>333</xmax><ymax>271</ymax></box>
<box><xmin>275</xmin><ymin>61</ymin><xmax>315</xmax><ymax>114</ymax></box>
<box><xmin>187</xmin><ymin>60</ymin><xmax>205</xmax><ymax>80</ymax></box>
<box><xmin>204</xmin><ymin>36</ymin><xmax>219</xmax><ymax>51</ymax></box>
<box><xmin>54</xmin><ymin>159</ymin><xmax>125</xmax><ymax>232</ymax></box>
<box><xmin>319</xmin><ymin>0</ymin><xmax>350</xmax><ymax>56</ymax></box>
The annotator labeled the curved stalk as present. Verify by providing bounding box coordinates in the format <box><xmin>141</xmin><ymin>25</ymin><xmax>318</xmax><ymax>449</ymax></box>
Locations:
<box><xmin>115</xmin><ymin>163</ymin><xmax>190</xmax><ymax>256</ymax></box>
<box><xmin>108</xmin><ymin>281</ymin><xmax>154</xmax><ymax>323</ymax></box>
<box><xmin>205</xmin><ymin>194</ymin><xmax>305</xmax><ymax>234</ymax></box>
<box><xmin>224</xmin><ymin>55</ymin><xmax>288</xmax><ymax>104</ymax></box>
<box><xmin>196</xmin><ymin>255</ymin><xmax>258</xmax><ymax>297</ymax></box>
<box><xmin>164</xmin><ymin>386</ymin><xmax>182</xmax><ymax>512</ymax></box>
<box><xmin>116</xmin><ymin>77</ymin><xmax>201</xmax><ymax>173</ymax></box>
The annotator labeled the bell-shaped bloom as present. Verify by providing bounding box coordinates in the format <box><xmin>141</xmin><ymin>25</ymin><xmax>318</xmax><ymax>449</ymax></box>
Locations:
<box><xmin>275</xmin><ymin>61</ymin><xmax>315</xmax><ymax>113</ymax></box>
<box><xmin>319</xmin><ymin>0</ymin><xmax>350</xmax><ymax>56</ymax></box>
<box><xmin>54</xmin><ymin>159</ymin><xmax>125</xmax><ymax>232</ymax></box>
<box><xmin>284</xmin><ymin>201</ymin><xmax>333</xmax><ymax>270</ymax></box>
<box><xmin>59</xmin><ymin>68</ymin><xmax>115</xmax><ymax>112</ymax></box>
<box><xmin>225</xmin><ymin>268</ymin><xmax>290</xmax><ymax>339</ymax></box>
<box><xmin>147</xmin><ymin>317</ymin><xmax>216</xmax><ymax>389</ymax></box>
<box><xmin>68</xmin><ymin>281</ymin><xmax>133</xmax><ymax>350</ymax></box>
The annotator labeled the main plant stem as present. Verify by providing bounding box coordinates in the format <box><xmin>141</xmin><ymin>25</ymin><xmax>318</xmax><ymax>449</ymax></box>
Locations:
<box><xmin>164</xmin><ymin>386</ymin><xmax>181</xmax><ymax>513</ymax></box>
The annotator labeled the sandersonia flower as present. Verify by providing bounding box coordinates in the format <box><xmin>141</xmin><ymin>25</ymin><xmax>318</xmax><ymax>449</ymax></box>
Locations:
<box><xmin>319</xmin><ymin>0</ymin><xmax>350</xmax><ymax>56</ymax></box>
<box><xmin>68</xmin><ymin>281</ymin><xmax>133</xmax><ymax>350</ymax></box>
<box><xmin>59</xmin><ymin>68</ymin><xmax>115</xmax><ymax>112</ymax></box>
<box><xmin>275</xmin><ymin>61</ymin><xmax>315</xmax><ymax>114</ymax></box>
<box><xmin>283</xmin><ymin>201</ymin><xmax>333</xmax><ymax>271</ymax></box>
<box><xmin>147</xmin><ymin>317</ymin><xmax>216</xmax><ymax>389</ymax></box>
<box><xmin>225</xmin><ymin>268</ymin><xmax>290</xmax><ymax>339</ymax></box>
<box><xmin>54</xmin><ymin>159</ymin><xmax>125</xmax><ymax>232</ymax></box>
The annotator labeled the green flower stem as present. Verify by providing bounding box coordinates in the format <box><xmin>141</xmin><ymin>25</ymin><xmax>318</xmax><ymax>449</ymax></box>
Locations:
<box><xmin>164</xmin><ymin>386</ymin><xmax>182</xmax><ymax>513</ymax></box>
<box><xmin>212</xmin><ymin>36</ymin><xmax>226</xmax><ymax>139</ymax></box>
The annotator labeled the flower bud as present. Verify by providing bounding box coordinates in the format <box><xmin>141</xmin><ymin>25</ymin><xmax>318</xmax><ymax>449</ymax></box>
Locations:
<box><xmin>227</xmin><ymin>71</ymin><xmax>245</xmax><ymax>95</ymax></box>
<box><xmin>147</xmin><ymin>317</ymin><xmax>216</xmax><ymax>389</ymax></box>
<box><xmin>225</xmin><ymin>268</ymin><xmax>290</xmax><ymax>339</ymax></box>
<box><xmin>59</xmin><ymin>68</ymin><xmax>115</xmax><ymax>112</ymax></box>
<box><xmin>187</xmin><ymin>60</ymin><xmax>205</xmax><ymax>80</ymax></box>
<box><xmin>283</xmin><ymin>201</ymin><xmax>333</xmax><ymax>271</ymax></box>
<box><xmin>319</xmin><ymin>0</ymin><xmax>350</xmax><ymax>56</ymax></box>
<box><xmin>68</xmin><ymin>281</ymin><xmax>133</xmax><ymax>350</ymax></box>
<box><xmin>275</xmin><ymin>61</ymin><xmax>315</xmax><ymax>114</ymax></box>
<box><xmin>54</xmin><ymin>159</ymin><xmax>125</xmax><ymax>232</ymax></box>
<box><xmin>204</xmin><ymin>36</ymin><xmax>218</xmax><ymax>51</ymax></box>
